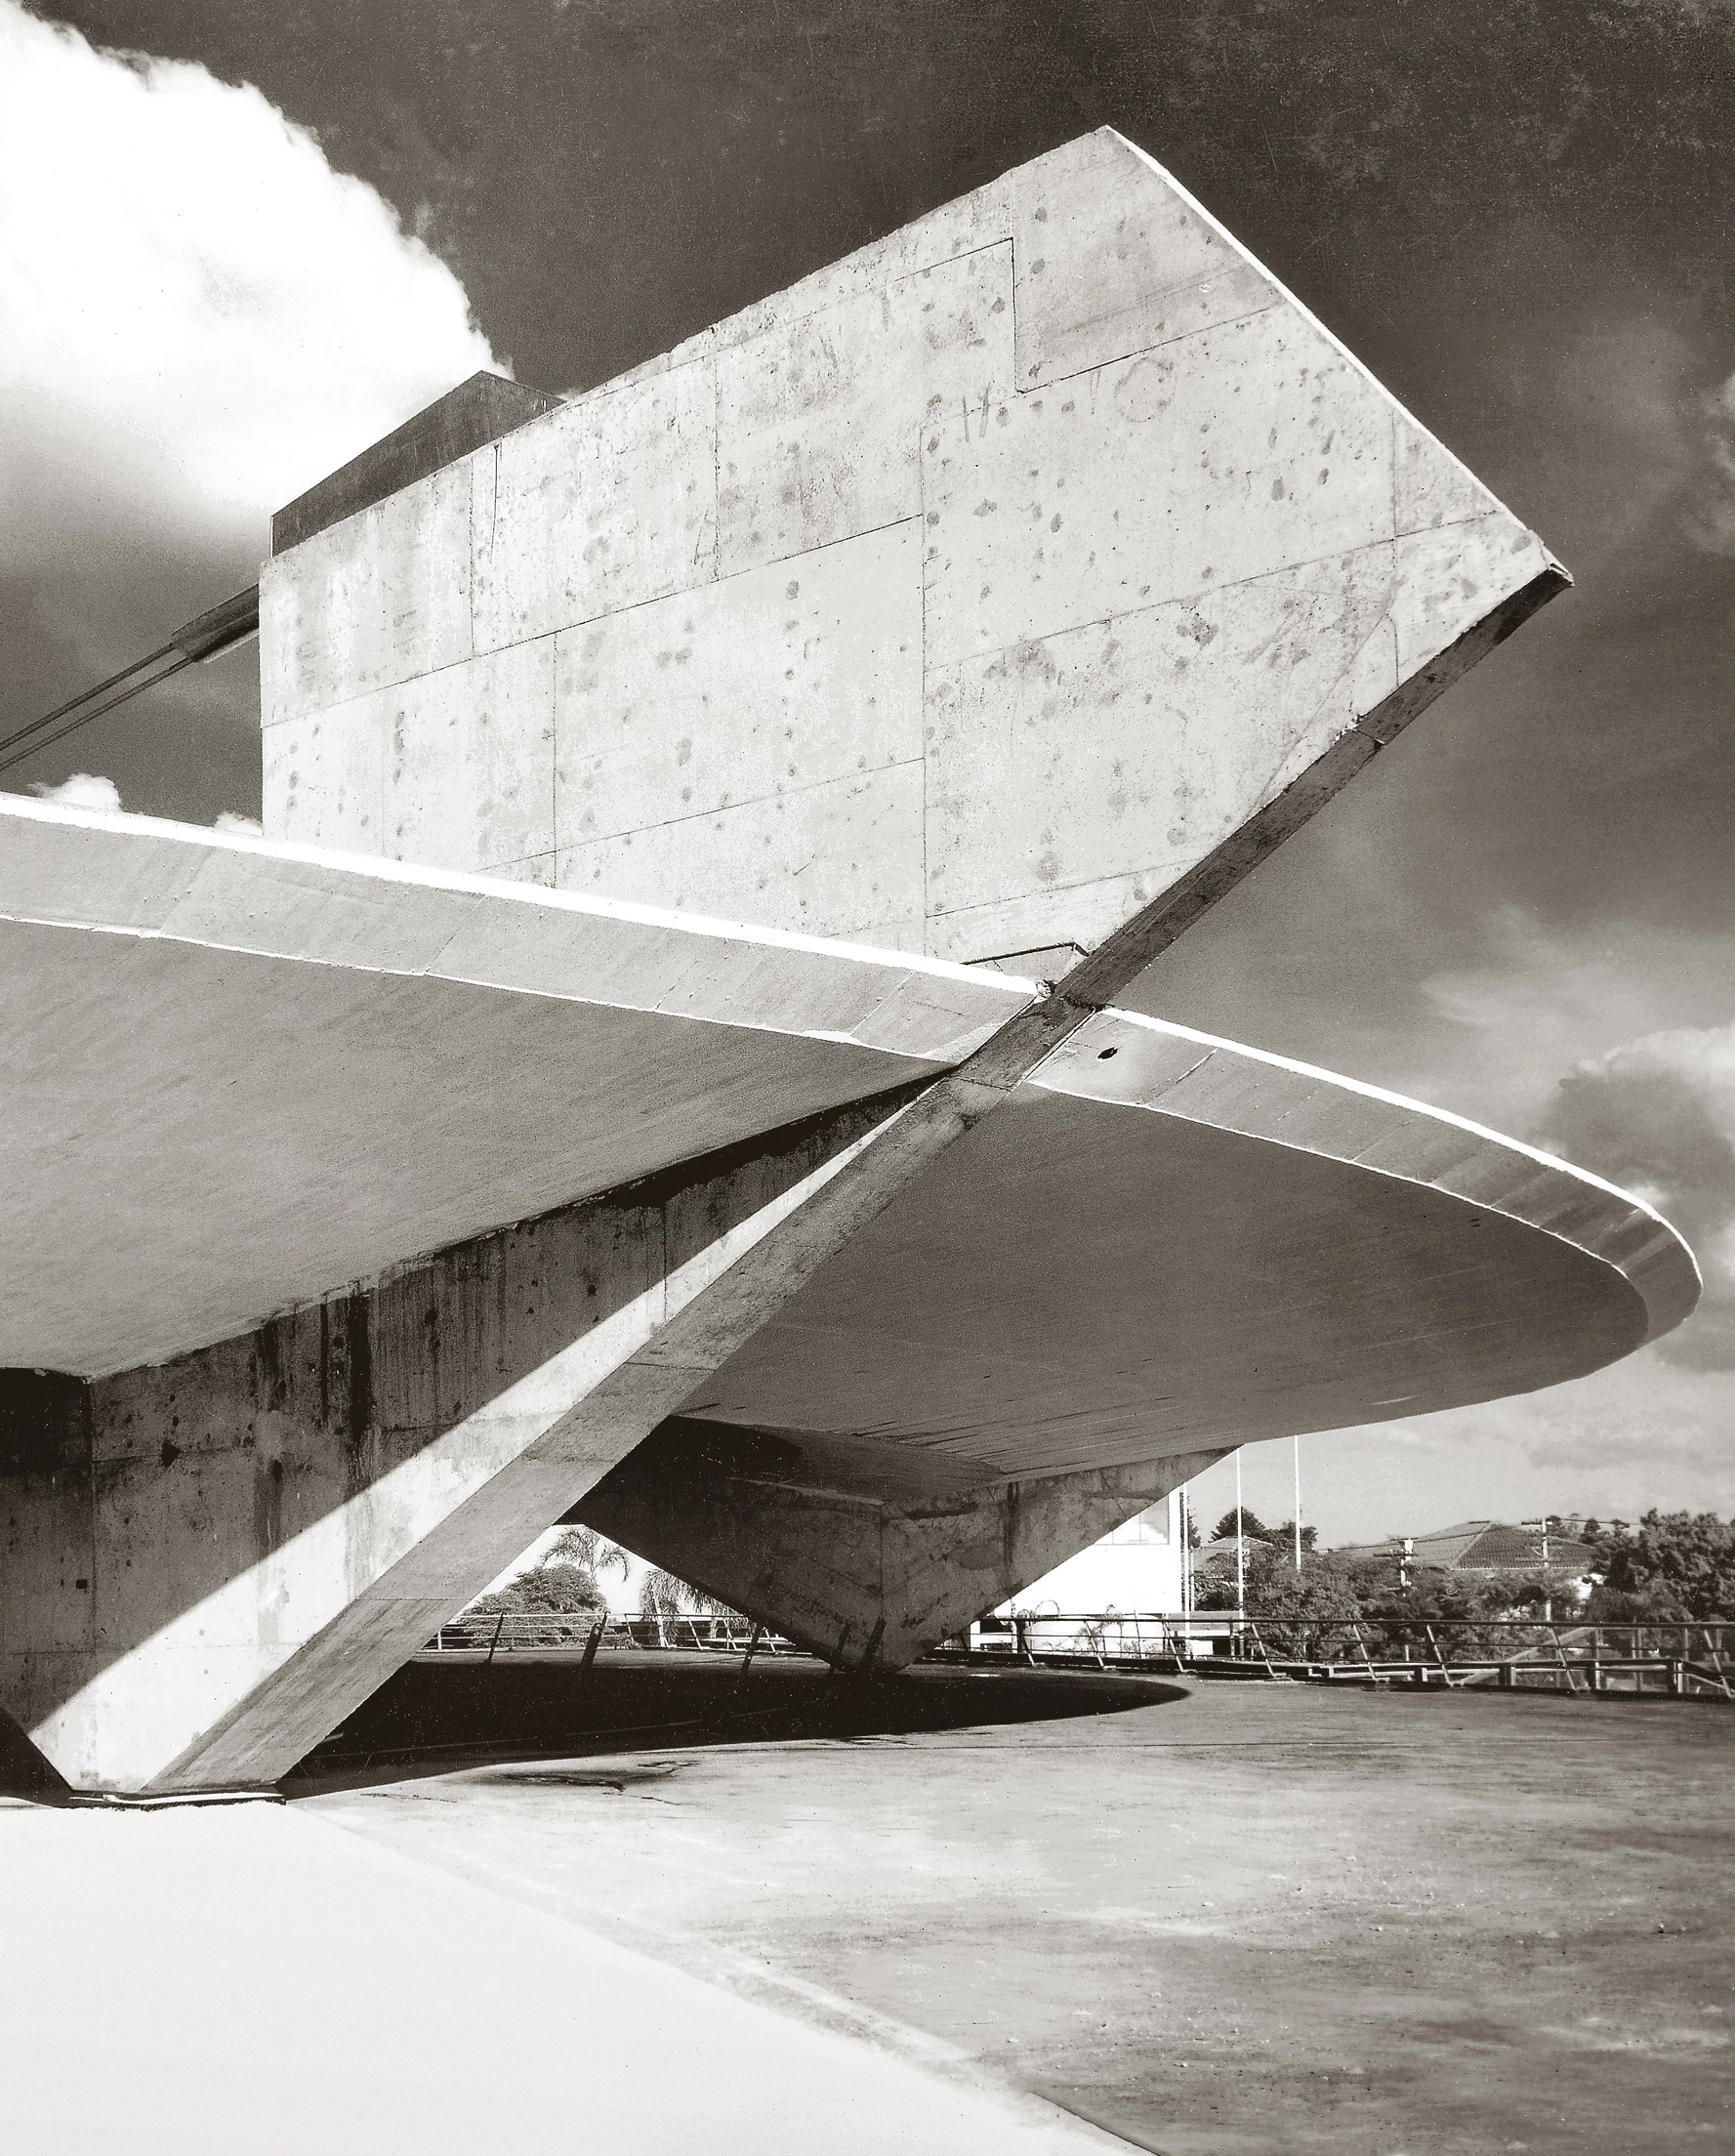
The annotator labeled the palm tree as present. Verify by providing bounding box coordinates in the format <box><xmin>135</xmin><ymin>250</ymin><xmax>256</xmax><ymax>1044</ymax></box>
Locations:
<box><xmin>541</xmin><ymin>1526</ymin><xmax>631</xmax><ymax>1583</ymax></box>
<box><xmin>640</xmin><ymin>1565</ymin><xmax>745</xmax><ymax>1645</ymax></box>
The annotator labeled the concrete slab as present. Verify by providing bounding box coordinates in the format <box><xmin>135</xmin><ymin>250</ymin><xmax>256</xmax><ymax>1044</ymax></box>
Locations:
<box><xmin>261</xmin><ymin>456</ymin><xmax>474</xmax><ymax>726</ymax></box>
<box><xmin>715</xmin><ymin>239</ymin><xmax>1013</xmax><ymax>573</ymax></box>
<box><xmin>381</xmin><ymin>633</ymin><xmax>558</xmax><ymax>874</ymax></box>
<box><xmin>0</xmin><ymin>1797</ymin><xmax>1116</xmax><ymax>2155</ymax></box>
<box><xmin>553</xmin><ymin>520</ymin><xmax>923</xmax><ymax>864</ymax></box>
<box><xmin>0</xmin><ymin>796</ymin><xmax>1026</xmax><ymax>1375</ymax></box>
<box><xmin>0</xmin><ymin>796</ymin><xmax>1693</xmax><ymax>1403</ymax></box>
<box><xmin>472</xmin><ymin>357</ymin><xmax>720</xmax><ymax>654</ymax></box>
<box><xmin>302</xmin><ymin>1666</ymin><xmax>1735</xmax><ymax>2156</ymax></box>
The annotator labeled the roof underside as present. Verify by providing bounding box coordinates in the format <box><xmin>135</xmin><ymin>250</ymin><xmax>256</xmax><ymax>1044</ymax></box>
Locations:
<box><xmin>0</xmin><ymin>804</ymin><xmax>1697</xmax><ymax>1491</ymax></box>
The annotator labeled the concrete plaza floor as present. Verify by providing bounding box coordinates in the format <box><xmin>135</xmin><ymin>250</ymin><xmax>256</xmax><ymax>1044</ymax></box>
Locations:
<box><xmin>6</xmin><ymin>1660</ymin><xmax>1731</xmax><ymax>2152</ymax></box>
<box><xmin>0</xmin><ymin>1764</ymin><xmax>1112</xmax><ymax>2155</ymax></box>
<box><xmin>300</xmin><ymin>1656</ymin><xmax>1735</xmax><ymax>2155</ymax></box>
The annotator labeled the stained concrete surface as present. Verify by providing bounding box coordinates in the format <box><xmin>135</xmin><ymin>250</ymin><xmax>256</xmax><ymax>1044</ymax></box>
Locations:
<box><xmin>306</xmin><ymin>1663</ymin><xmax>1735</xmax><ymax>2155</ymax></box>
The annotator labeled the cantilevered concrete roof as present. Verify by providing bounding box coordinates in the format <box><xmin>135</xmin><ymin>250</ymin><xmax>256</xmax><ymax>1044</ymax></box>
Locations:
<box><xmin>0</xmin><ymin>799</ymin><xmax>1696</xmax><ymax>1469</ymax></box>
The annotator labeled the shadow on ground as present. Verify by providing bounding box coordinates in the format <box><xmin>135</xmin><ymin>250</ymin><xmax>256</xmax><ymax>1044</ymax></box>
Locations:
<box><xmin>281</xmin><ymin>1651</ymin><xmax>1183</xmax><ymax>1796</ymax></box>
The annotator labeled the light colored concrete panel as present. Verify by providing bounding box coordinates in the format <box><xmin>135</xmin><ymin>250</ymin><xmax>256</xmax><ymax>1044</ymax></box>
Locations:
<box><xmin>488</xmin><ymin>853</ymin><xmax>558</xmax><ymax>889</ymax></box>
<box><xmin>383</xmin><ymin>640</ymin><xmax>558</xmax><ymax>873</ymax></box>
<box><xmin>0</xmin><ymin>794</ymin><xmax>1026</xmax><ymax>1057</ymax></box>
<box><xmin>1034</xmin><ymin>1008</ymin><xmax>1697</xmax><ymax>1345</ymax></box>
<box><xmin>1012</xmin><ymin>129</ymin><xmax>1278</xmax><ymax>390</ymax></box>
<box><xmin>922</xmin><ymin>311</ymin><xmax>1398</xmax><ymax>670</ymax></box>
<box><xmin>261</xmin><ymin>696</ymin><xmax>385</xmax><ymax>853</ymax></box>
<box><xmin>716</xmin><ymin>244</ymin><xmax>1012</xmax><ymax>574</ymax></box>
<box><xmin>556</xmin><ymin>762</ymin><xmax>926</xmax><ymax>944</ymax></box>
<box><xmin>924</xmin><ymin>545</ymin><xmax>1399</xmax><ymax>944</ymax></box>
<box><xmin>1395</xmin><ymin>425</ymin><xmax>1507</xmax><ymax>534</ymax></box>
<box><xmin>258</xmin><ymin>460</ymin><xmax>473</xmax><ymax>727</ymax></box>
<box><xmin>1392</xmin><ymin>516</ymin><xmax>1555</xmax><ymax>675</ymax></box>
<box><xmin>471</xmin><ymin>361</ymin><xmax>718</xmax><ymax>652</ymax></box>
<box><xmin>620</xmin><ymin>180</ymin><xmax>1017</xmax><ymax>388</ymax></box>
<box><xmin>554</xmin><ymin>522</ymin><xmax>922</xmax><ymax>849</ymax></box>
<box><xmin>0</xmin><ymin>809</ymin><xmax>205</xmax><ymax>931</ymax></box>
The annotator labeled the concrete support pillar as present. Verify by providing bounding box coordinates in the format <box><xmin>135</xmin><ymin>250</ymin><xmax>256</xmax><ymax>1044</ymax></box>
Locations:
<box><xmin>578</xmin><ymin>1421</ymin><xmax>1228</xmax><ymax>1674</ymax></box>
<box><xmin>1</xmin><ymin>1090</ymin><xmax>919</xmax><ymax>1795</ymax></box>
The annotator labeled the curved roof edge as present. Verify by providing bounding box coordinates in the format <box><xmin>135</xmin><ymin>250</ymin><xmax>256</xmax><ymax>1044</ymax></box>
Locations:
<box><xmin>1034</xmin><ymin>1007</ymin><xmax>1701</xmax><ymax>1355</ymax></box>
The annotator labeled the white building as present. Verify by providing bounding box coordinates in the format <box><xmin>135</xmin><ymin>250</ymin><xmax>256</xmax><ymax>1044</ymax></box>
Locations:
<box><xmin>997</xmin><ymin>1492</ymin><xmax>1188</xmax><ymax>1617</ymax></box>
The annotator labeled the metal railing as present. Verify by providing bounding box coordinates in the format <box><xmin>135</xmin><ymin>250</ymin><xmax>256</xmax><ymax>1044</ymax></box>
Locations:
<box><xmin>960</xmin><ymin>1612</ymin><xmax>1735</xmax><ymax>1697</ymax></box>
<box><xmin>421</xmin><ymin>1608</ymin><xmax>1735</xmax><ymax>1699</ymax></box>
<box><xmin>425</xmin><ymin>1611</ymin><xmax>794</xmax><ymax>1660</ymax></box>
<box><xmin>965</xmin><ymin>1612</ymin><xmax>1230</xmax><ymax>1666</ymax></box>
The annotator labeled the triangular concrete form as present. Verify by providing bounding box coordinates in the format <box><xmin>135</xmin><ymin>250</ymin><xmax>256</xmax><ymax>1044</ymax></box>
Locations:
<box><xmin>262</xmin><ymin>128</ymin><xmax>1563</xmax><ymax>970</ymax></box>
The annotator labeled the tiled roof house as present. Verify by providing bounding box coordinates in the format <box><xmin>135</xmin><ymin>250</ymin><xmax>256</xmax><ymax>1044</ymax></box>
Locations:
<box><xmin>1334</xmin><ymin>1520</ymin><xmax>1596</xmax><ymax>1575</ymax></box>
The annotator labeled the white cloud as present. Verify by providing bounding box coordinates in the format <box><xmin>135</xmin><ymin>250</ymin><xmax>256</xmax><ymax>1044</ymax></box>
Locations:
<box><xmin>1534</xmin><ymin>1020</ymin><xmax>1735</xmax><ymax>1370</ymax></box>
<box><xmin>1688</xmin><ymin>369</ymin><xmax>1735</xmax><ymax>558</ymax></box>
<box><xmin>29</xmin><ymin>770</ymin><xmax>121</xmax><ymax>813</ymax></box>
<box><xmin>0</xmin><ymin>1</ymin><xmax>496</xmax><ymax>531</ymax></box>
<box><xmin>0</xmin><ymin>1</ymin><xmax>499</xmax><ymax>808</ymax></box>
<box><xmin>1406</xmin><ymin>908</ymin><xmax>1735</xmax><ymax>1134</ymax></box>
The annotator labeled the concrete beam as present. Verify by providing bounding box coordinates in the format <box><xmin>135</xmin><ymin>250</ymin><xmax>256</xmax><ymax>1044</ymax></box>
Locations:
<box><xmin>579</xmin><ymin>1421</ymin><xmax>1228</xmax><ymax>1672</ymax></box>
<box><xmin>271</xmin><ymin>373</ymin><xmax>563</xmax><ymax>556</ymax></box>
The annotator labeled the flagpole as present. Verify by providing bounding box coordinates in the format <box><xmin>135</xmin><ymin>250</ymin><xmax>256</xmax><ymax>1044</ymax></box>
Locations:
<box><xmin>1293</xmin><ymin>1434</ymin><xmax>1302</xmax><ymax>1574</ymax></box>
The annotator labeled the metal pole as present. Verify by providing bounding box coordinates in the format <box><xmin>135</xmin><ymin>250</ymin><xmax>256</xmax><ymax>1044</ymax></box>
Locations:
<box><xmin>1523</xmin><ymin>1516</ymin><xmax>1552</xmax><ymax>1623</ymax></box>
<box><xmin>1293</xmin><ymin>1436</ymin><xmax>1302</xmax><ymax>1574</ymax></box>
<box><xmin>1235</xmin><ymin>1450</ymin><xmax>1246</xmax><ymax>1620</ymax></box>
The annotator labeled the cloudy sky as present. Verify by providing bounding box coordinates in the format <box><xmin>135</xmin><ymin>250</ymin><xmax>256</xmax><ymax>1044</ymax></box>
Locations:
<box><xmin>3</xmin><ymin>0</ymin><xmax>1731</xmax><ymax>1542</ymax></box>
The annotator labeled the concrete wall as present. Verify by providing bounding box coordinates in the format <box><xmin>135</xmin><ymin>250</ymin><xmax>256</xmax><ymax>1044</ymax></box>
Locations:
<box><xmin>261</xmin><ymin>128</ymin><xmax>1557</xmax><ymax>966</ymax></box>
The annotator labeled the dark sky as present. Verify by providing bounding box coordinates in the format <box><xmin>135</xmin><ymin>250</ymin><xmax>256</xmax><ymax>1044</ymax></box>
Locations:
<box><xmin>9</xmin><ymin>0</ymin><xmax>1734</xmax><ymax>1533</ymax></box>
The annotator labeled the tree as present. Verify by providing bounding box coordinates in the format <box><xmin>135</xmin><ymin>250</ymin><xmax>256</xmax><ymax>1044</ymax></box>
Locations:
<box><xmin>470</xmin><ymin>1562</ymin><xmax>604</xmax><ymax>1617</ymax></box>
<box><xmin>460</xmin><ymin>1529</ymin><xmax>634</xmax><ymax>1643</ymax></box>
<box><xmin>1584</xmin><ymin>1512</ymin><xmax>1735</xmax><ymax>1621</ymax></box>
<box><xmin>639</xmin><ymin>1565</ymin><xmax>745</xmax><ymax>1642</ymax></box>
<box><xmin>541</xmin><ymin>1525</ymin><xmax>631</xmax><ymax>1585</ymax></box>
<box><xmin>1212</xmin><ymin>1508</ymin><xmax>1272</xmax><ymax>1545</ymax></box>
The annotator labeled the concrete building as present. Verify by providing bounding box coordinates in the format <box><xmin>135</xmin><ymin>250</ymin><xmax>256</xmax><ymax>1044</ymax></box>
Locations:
<box><xmin>0</xmin><ymin>130</ymin><xmax>1699</xmax><ymax>1796</ymax></box>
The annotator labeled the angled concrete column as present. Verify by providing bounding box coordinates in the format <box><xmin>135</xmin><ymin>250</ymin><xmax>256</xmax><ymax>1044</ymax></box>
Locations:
<box><xmin>579</xmin><ymin>1422</ymin><xmax>1227</xmax><ymax>1672</ymax></box>
<box><xmin>1</xmin><ymin>1090</ymin><xmax>931</xmax><ymax>1795</ymax></box>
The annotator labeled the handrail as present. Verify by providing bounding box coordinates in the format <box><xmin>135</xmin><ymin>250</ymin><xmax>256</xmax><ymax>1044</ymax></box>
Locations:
<box><xmin>417</xmin><ymin>1608</ymin><xmax>1735</xmax><ymax>1702</ymax></box>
